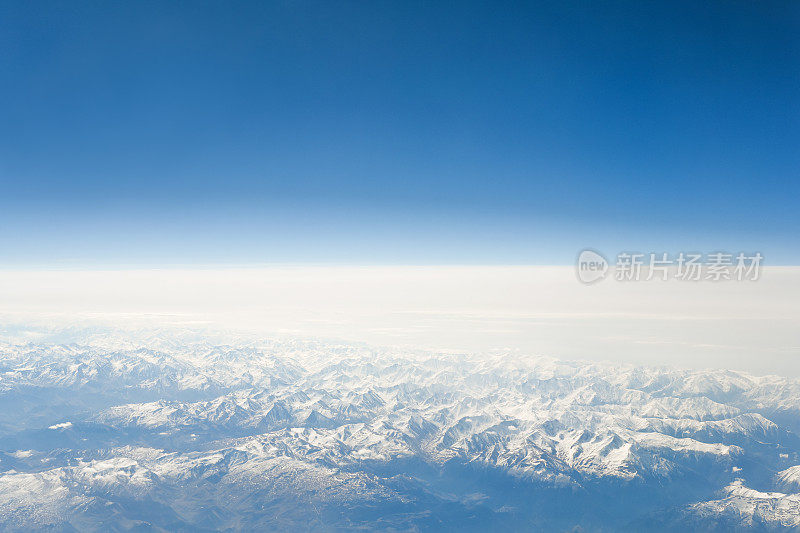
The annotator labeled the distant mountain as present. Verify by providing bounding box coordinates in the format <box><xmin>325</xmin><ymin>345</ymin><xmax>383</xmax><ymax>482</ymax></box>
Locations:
<box><xmin>1</xmin><ymin>328</ymin><xmax>799</xmax><ymax>531</ymax></box>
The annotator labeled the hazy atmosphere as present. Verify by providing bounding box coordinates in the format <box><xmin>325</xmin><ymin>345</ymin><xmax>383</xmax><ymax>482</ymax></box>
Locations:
<box><xmin>1</xmin><ymin>266</ymin><xmax>799</xmax><ymax>376</ymax></box>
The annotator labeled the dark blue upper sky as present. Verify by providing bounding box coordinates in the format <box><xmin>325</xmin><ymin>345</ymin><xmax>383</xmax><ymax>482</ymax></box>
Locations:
<box><xmin>1</xmin><ymin>1</ymin><xmax>798</xmax><ymax>265</ymax></box>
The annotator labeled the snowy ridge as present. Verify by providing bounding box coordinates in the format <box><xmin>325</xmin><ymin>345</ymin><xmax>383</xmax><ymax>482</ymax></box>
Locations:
<box><xmin>1</xmin><ymin>327</ymin><xmax>799</xmax><ymax>530</ymax></box>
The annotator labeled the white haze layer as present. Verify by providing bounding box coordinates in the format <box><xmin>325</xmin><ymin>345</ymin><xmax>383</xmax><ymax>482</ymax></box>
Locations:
<box><xmin>0</xmin><ymin>265</ymin><xmax>798</xmax><ymax>376</ymax></box>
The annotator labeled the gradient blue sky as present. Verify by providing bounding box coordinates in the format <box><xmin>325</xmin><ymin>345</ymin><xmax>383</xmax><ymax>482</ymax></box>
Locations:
<box><xmin>1</xmin><ymin>1</ymin><xmax>798</xmax><ymax>266</ymax></box>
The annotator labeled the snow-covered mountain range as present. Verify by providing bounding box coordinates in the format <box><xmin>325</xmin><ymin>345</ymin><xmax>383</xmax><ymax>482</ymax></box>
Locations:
<box><xmin>1</xmin><ymin>326</ymin><xmax>800</xmax><ymax>531</ymax></box>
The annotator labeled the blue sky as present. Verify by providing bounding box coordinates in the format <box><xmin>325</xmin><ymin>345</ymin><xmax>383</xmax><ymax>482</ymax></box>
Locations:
<box><xmin>1</xmin><ymin>1</ymin><xmax>798</xmax><ymax>266</ymax></box>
